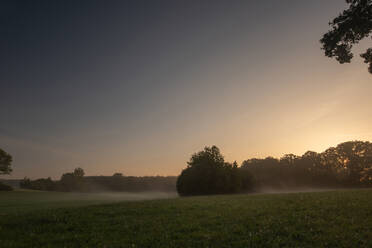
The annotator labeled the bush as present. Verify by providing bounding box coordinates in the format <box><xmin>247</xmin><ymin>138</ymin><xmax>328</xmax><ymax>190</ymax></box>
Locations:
<box><xmin>0</xmin><ymin>182</ymin><xmax>13</xmax><ymax>191</ymax></box>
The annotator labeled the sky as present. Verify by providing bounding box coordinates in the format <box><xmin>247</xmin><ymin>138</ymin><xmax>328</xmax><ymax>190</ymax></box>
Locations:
<box><xmin>1</xmin><ymin>0</ymin><xmax>371</xmax><ymax>179</ymax></box>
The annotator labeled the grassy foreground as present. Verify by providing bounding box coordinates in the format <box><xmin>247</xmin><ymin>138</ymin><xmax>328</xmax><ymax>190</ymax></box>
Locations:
<box><xmin>0</xmin><ymin>190</ymin><xmax>177</xmax><ymax>215</ymax></box>
<box><xmin>0</xmin><ymin>189</ymin><xmax>371</xmax><ymax>247</ymax></box>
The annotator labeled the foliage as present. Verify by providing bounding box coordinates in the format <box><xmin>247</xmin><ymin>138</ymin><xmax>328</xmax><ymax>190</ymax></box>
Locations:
<box><xmin>178</xmin><ymin>141</ymin><xmax>372</xmax><ymax>196</ymax></box>
<box><xmin>20</xmin><ymin>177</ymin><xmax>56</xmax><ymax>191</ymax></box>
<box><xmin>59</xmin><ymin>167</ymin><xmax>85</xmax><ymax>192</ymax></box>
<box><xmin>242</xmin><ymin>141</ymin><xmax>372</xmax><ymax>189</ymax></box>
<box><xmin>0</xmin><ymin>148</ymin><xmax>12</xmax><ymax>175</ymax></box>
<box><xmin>73</xmin><ymin>167</ymin><xmax>85</xmax><ymax>178</ymax></box>
<box><xmin>20</xmin><ymin>168</ymin><xmax>177</xmax><ymax>193</ymax></box>
<box><xmin>83</xmin><ymin>175</ymin><xmax>177</xmax><ymax>192</ymax></box>
<box><xmin>177</xmin><ymin>146</ymin><xmax>254</xmax><ymax>196</ymax></box>
<box><xmin>18</xmin><ymin>141</ymin><xmax>372</xmax><ymax>195</ymax></box>
<box><xmin>0</xmin><ymin>190</ymin><xmax>371</xmax><ymax>247</ymax></box>
<box><xmin>0</xmin><ymin>181</ymin><xmax>13</xmax><ymax>191</ymax></box>
<box><xmin>320</xmin><ymin>0</ymin><xmax>372</xmax><ymax>73</ymax></box>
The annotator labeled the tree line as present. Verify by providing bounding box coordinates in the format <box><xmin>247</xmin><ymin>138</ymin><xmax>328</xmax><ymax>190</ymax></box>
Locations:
<box><xmin>19</xmin><ymin>168</ymin><xmax>177</xmax><ymax>192</ymax></box>
<box><xmin>241</xmin><ymin>141</ymin><xmax>372</xmax><ymax>190</ymax></box>
<box><xmin>177</xmin><ymin>141</ymin><xmax>372</xmax><ymax>196</ymax></box>
<box><xmin>2</xmin><ymin>140</ymin><xmax>372</xmax><ymax>194</ymax></box>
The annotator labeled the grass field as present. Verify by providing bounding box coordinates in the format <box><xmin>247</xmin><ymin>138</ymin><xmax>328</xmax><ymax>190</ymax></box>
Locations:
<box><xmin>0</xmin><ymin>190</ymin><xmax>177</xmax><ymax>215</ymax></box>
<box><xmin>0</xmin><ymin>189</ymin><xmax>371</xmax><ymax>247</ymax></box>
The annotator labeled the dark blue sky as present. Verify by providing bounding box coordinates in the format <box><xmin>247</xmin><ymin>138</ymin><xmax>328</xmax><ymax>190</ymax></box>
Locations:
<box><xmin>1</xmin><ymin>0</ymin><xmax>371</xmax><ymax>178</ymax></box>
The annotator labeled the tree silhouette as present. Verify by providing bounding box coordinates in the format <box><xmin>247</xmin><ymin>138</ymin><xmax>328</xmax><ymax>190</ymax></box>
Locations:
<box><xmin>20</xmin><ymin>170</ymin><xmax>177</xmax><ymax>192</ymax></box>
<box><xmin>177</xmin><ymin>146</ymin><xmax>253</xmax><ymax>196</ymax></box>
<box><xmin>0</xmin><ymin>149</ymin><xmax>12</xmax><ymax>175</ymax></box>
<box><xmin>60</xmin><ymin>168</ymin><xmax>85</xmax><ymax>191</ymax></box>
<box><xmin>320</xmin><ymin>0</ymin><xmax>372</xmax><ymax>73</ymax></box>
<box><xmin>73</xmin><ymin>167</ymin><xmax>85</xmax><ymax>178</ymax></box>
<box><xmin>241</xmin><ymin>141</ymin><xmax>372</xmax><ymax>188</ymax></box>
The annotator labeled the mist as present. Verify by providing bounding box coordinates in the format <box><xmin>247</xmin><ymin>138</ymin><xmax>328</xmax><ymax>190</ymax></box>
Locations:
<box><xmin>56</xmin><ymin>191</ymin><xmax>179</xmax><ymax>202</ymax></box>
<box><xmin>253</xmin><ymin>187</ymin><xmax>351</xmax><ymax>195</ymax></box>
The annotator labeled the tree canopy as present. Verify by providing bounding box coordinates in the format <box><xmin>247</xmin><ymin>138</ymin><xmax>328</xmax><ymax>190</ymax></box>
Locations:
<box><xmin>242</xmin><ymin>141</ymin><xmax>372</xmax><ymax>189</ymax></box>
<box><xmin>16</xmin><ymin>141</ymin><xmax>372</xmax><ymax>195</ymax></box>
<box><xmin>320</xmin><ymin>0</ymin><xmax>372</xmax><ymax>73</ymax></box>
<box><xmin>0</xmin><ymin>149</ymin><xmax>12</xmax><ymax>175</ymax></box>
<box><xmin>178</xmin><ymin>141</ymin><xmax>372</xmax><ymax>196</ymax></box>
<box><xmin>177</xmin><ymin>146</ymin><xmax>253</xmax><ymax>196</ymax></box>
<box><xmin>20</xmin><ymin>168</ymin><xmax>177</xmax><ymax>193</ymax></box>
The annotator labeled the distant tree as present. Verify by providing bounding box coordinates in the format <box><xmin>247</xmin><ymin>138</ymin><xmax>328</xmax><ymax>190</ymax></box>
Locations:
<box><xmin>229</xmin><ymin>161</ymin><xmax>241</xmax><ymax>192</ymax></box>
<box><xmin>241</xmin><ymin>141</ymin><xmax>372</xmax><ymax>189</ymax></box>
<box><xmin>60</xmin><ymin>173</ymin><xmax>78</xmax><ymax>191</ymax></box>
<box><xmin>59</xmin><ymin>168</ymin><xmax>85</xmax><ymax>191</ymax></box>
<box><xmin>331</xmin><ymin>141</ymin><xmax>372</xmax><ymax>185</ymax></box>
<box><xmin>20</xmin><ymin>172</ymin><xmax>178</xmax><ymax>193</ymax></box>
<box><xmin>320</xmin><ymin>0</ymin><xmax>372</xmax><ymax>73</ymax></box>
<box><xmin>301</xmin><ymin>151</ymin><xmax>320</xmax><ymax>169</ymax></box>
<box><xmin>0</xmin><ymin>149</ymin><xmax>12</xmax><ymax>175</ymax></box>
<box><xmin>280</xmin><ymin>154</ymin><xmax>300</xmax><ymax>166</ymax></box>
<box><xmin>73</xmin><ymin>167</ymin><xmax>85</xmax><ymax>178</ymax></box>
<box><xmin>241</xmin><ymin>157</ymin><xmax>281</xmax><ymax>189</ymax></box>
<box><xmin>20</xmin><ymin>177</ymin><xmax>32</xmax><ymax>189</ymax></box>
<box><xmin>0</xmin><ymin>182</ymin><xmax>13</xmax><ymax>191</ymax></box>
<box><xmin>19</xmin><ymin>177</ymin><xmax>56</xmax><ymax>191</ymax></box>
<box><xmin>239</xmin><ymin>166</ymin><xmax>255</xmax><ymax>192</ymax></box>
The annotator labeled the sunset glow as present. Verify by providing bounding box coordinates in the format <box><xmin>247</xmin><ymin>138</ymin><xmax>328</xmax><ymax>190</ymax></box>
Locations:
<box><xmin>1</xmin><ymin>0</ymin><xmax>371</xmax><ymax>179</ymax></box>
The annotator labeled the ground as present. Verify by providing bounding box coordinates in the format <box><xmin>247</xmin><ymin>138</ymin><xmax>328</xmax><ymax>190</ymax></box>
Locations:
<box><xmin>0</xmin><ymin>189</ymin><xmax>371</xmax><ymax>247</ymax></box>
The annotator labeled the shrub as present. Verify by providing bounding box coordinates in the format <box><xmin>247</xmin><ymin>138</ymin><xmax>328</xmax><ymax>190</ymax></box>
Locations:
<box><xmin>0</xmin><ymin>181</ymin><xmax>13</xmax><ymax>191</ymax></box>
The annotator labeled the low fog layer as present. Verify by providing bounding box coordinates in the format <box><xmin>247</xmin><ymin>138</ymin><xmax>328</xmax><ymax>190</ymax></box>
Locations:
<box><xmin>57</xmin><ymin>191</ymin><xmax>179</xmax><ymax>202</ymax></box>
<box><xmin>0</xmin><ymin>190</ymin><xmax>179</xmax><ymax>215</ymax></box>
<box><xmin>254</xmin><ymin>187</ymin><xmax>360</xmax><ymax>195</ymax></box>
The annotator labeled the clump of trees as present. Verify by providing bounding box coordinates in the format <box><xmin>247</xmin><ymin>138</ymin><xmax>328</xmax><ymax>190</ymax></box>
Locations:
<box><xmin>83</xmin><ymin>175</ymin><xmax>177</xmax><ymax>192</ymax></box>
<box><xmin>0</xmin><ymin>182</ymin><xmax>13</xmax><ymax>191</ymax></box>
<box><xmin>0</xmin><ymin>148</ymin><xmax>13</xmax><ymax>191</ymax></box>
<box><xmin>20</xmin><ymin>168</ymin><xmax>85</xmax><ymax>192</ymax></box>
<box><xmin>177</xmin><ymin>146</ymin><xmax>253</xmax><ymax>196</ymax></box>
<box><xmin>20</xmin><ymin>177</ymin><xmax>55</xmax><ymax>191</ymax></box>
<box><xmin>177</xmin><ymin>141</ymin><xmax>372</xmax><ymax>196</ymax></box>
<box><xmin>59</xmin><ymin>167</ymin><xmax>85</xmax><ymax>191</ymax></box>
<box><xmin>242</xmin><ymin>141</ymin><xmax>372</xmax><ymax>190</ymax></box>
<box><xmin>241</xmin><ymin>141</ymin><xmax>372</xmax><ymax>188</ymax></box>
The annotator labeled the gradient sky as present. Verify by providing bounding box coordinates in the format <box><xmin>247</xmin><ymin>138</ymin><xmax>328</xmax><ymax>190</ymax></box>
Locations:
<box><xmin>1</xmin><ymin>0</ymin><xmax>371</xmax><ymax>179</ymax></box>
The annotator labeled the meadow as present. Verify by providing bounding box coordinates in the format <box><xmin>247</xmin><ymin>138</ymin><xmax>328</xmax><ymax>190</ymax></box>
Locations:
<box><xmin>0</xmin><ymin>190</ymin><xmax>177</xmax><ymax>215</ymax></box>
<box><xmin>0</xmin><ymin>189</ymin><xmax>371</xmax><ymax>247</ymax></box>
